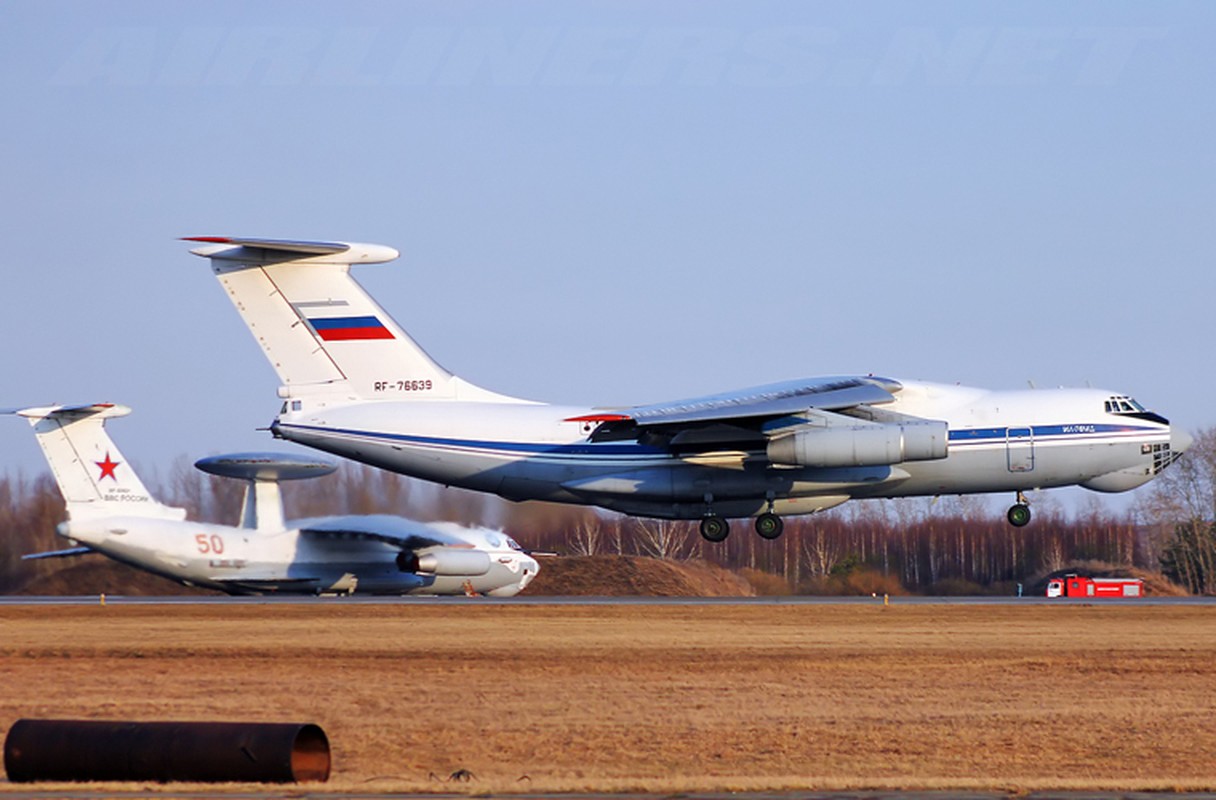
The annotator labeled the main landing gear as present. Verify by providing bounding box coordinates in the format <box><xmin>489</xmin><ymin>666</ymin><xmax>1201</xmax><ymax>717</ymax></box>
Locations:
<box><xmin>699</xmin><ymin>515</ymin><xmax>730</xmax><ymax>543</ymax></box>
<box><xmin>1006</xmin><ymin>491</ymin><xmax>1032</xmax><ymax>527</ymax></box>
<box><xmin>698</xmin><ymin>502</ymin><xmax>786</xmax><ymax>543</ymax></box>
<box><xmin>755</xmin><ymin>512</ymin><xmax>784</xmax><ymax>540</ymax></box>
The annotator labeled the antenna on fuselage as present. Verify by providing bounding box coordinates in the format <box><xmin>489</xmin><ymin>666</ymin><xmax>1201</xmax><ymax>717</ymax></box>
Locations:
<box><xmin>194</xmin><ymin>453</ymin><xmax>338</xmax><ymax>532</ymax></box>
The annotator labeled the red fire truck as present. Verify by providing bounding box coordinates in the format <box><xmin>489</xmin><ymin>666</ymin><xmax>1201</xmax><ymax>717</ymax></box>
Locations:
<box><xmin>1046</xmin><ymin>574</ymin><xmax>1144</xmax><ymax>598</ymax></box>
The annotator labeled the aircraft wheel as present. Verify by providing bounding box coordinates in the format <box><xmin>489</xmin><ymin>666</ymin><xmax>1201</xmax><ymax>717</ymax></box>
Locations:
<box><xmin>755</xmin><ymin>512</ymin><xmax>784</xmax><ymax>540</ymax></box>
<box><xmin>699</xmin><ymin>515</ymin><xmax>730</xmax><ymax>543</ymax></box>
<box><xmin>1007</xmin><ymin>503</ymin><xmax>1031</xmax><ymax>527</ymax></box>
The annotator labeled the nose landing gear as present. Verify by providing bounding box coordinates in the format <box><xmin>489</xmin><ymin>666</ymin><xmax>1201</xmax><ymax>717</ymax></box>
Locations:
<box><xmin>1007</xmin><ymin>491</ymin><xmax>1031</xmax><ymax>527</ymax></box>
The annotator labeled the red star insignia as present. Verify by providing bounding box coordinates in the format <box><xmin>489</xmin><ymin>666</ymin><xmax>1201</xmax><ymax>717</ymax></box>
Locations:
<box><xmin>96</xmin><ymin>452</ymin><xmax>120</xmax><ymax>481</ymax></box>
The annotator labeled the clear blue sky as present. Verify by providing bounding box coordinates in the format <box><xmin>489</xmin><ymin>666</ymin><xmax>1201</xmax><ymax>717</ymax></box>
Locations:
<box><xmin>2</xmin><ymin>1</ymin><xmax>1213</xmax><ymax>514</ymax></box>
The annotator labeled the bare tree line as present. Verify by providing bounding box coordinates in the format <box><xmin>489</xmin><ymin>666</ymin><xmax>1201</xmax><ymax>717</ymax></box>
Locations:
<box><xmin>2</xmin><ymin>428</ymin><xmax>1213</xmax><ymax>594</ymax></box>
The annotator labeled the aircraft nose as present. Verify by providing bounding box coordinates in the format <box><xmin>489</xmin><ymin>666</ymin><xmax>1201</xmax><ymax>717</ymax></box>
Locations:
<box><xmin>1171</xmin><ymin>427</ymin><xmax>1194</xmax><ymax>456</ymax></box>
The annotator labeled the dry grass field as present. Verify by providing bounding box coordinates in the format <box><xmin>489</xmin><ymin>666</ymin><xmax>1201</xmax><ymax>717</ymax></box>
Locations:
<box><xmin>1</xmin><ymin>602</ymin><xmax>1214</xmax><ymax>794</ymax></box>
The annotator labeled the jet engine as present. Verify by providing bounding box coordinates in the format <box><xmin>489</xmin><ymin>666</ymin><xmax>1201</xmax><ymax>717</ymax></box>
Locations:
<box><xmin>396</xmin><ymin>548</ymin><xmax>492</xmax><ymax>576</ymax></box>
<box><xmin>767</xmin><ymin>420</ymin><xmax>947</xmax><ymax>468</ymax></box>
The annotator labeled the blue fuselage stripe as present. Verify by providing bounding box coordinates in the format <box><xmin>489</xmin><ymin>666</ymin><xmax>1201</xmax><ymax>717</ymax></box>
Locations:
<box><xmin>282</xmin><ymin>421</ymin><xmax>1165</xmax><ymax>461</ymax></box>
<box><xmin>281</xmin><ymin>424</ymin><xmax>667</xmax><ymax>457</ymax></box>
<box><xmin>949</xmin><ymin>423</ymin><xmax>1159</xmax><ymax>443</ymax></box>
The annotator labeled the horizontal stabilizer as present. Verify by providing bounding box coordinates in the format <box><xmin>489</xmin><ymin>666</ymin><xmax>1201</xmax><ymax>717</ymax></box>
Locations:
<box><xmin>22</xmin><ymin>546</ymin><xmax>94</xmax><ymax>561</ymax></box>
<box><xmin>9</xmin><ymin>403</ymin><xmax>131</xmax><ymax>421</ymax></box>
<box><xmin>184</xmin><ymin>236</ymin><xmax>399</xmax><ymax>265</ymax></box>
<box><xmin>182</xmin><ymin>236</ymin><xmax>350</xmax><ymax>255</ymax></box>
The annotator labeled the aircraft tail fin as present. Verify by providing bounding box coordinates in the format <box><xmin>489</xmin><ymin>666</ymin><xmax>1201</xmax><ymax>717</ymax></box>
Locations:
<box><xmin>186</xmin><ymin>237</ymin><xmax>525</xmax><ymax>406</ymax></box>
<box><xmin>10</xmin><ymin>404</ymin><xmax>185</xmax><ymax>521</ymax></box>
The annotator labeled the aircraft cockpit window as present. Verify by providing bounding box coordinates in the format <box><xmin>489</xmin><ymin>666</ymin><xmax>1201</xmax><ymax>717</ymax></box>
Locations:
<box><xmin>1106</xmin><ymin>395</ymin><xmax>1155</xmax><ymax>418</ymax></box>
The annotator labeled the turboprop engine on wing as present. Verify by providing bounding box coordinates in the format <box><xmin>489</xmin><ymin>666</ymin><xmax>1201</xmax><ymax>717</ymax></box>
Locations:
<box><xmin>396</xmin><ymin>548</ymin><xmax>492</xmax><ymax>576</ymax></box>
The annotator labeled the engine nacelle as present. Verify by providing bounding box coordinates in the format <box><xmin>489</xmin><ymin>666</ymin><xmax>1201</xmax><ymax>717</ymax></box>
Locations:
<box><xmin>767</xmin><ymin>420</ymin><xmax>947</xmax><ymax>468</ymax></box>
<box><xmin>396</xmin><ymin>548</ymin><xmax>492</xmax><ymax>576</ymax></box>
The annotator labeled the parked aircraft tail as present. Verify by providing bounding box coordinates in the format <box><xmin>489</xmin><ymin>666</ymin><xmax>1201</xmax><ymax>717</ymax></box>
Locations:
<box><xmin>186</xmin><ymin>237</ymin><xmax>528</xmax><ymax>407</ymax></box>
<box><xmin>11</xmin><ymin>404</ymin><xmax>185</xmax><ymax>521</ymax></box>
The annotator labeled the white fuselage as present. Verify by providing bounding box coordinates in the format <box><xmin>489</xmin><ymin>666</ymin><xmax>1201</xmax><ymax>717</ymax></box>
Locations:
<box><xmin>271</xmin><ymin>380</ymin><xmax>1181</xmax><ymax>520</ymax></box>
<box><xmin>58</xmin><ymin>515</ymin><xmax>539</xmax><ymax>596</ymax></box>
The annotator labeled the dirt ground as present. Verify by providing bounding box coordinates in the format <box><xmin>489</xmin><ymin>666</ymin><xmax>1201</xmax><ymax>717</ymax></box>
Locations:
<box><xmin>1</xmin><ymin>602</ymin><xmax>1214</xmax><ymax>794</ymax></box>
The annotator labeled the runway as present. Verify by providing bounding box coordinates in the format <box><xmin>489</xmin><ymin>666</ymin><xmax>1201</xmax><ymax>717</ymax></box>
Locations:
<box><xmin>3</xmin><ymin>791</ymin><xmax>1216</xmax><ymax>799</ymax></box>
<box><xmin>1</xmin><ymin>594</ymin><xmax>1214</xmax><ymax>606</ymax></box>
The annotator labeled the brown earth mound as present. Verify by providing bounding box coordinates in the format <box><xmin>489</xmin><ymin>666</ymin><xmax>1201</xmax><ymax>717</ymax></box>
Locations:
<box><xmin>522</xmin><ymin>555</ymin><xmax>754</xmax><ymax>596</ymax></box>
<box><xmin>1031</xmin><ymin>561</ymin><xmax>1188</xmax><ymax>596</ymax></box>
<box><xmin>14</xmin><ymin>558</ymin><xmax>214</xmax><ymax>596</ymax></box>
<box><xmin>21</xmin><ymin>553</ymin><xmax>1177</xmax><ymax>599</ymax></box>
<box><xmin>16</xmin><ymin>554</ymin><xmax>752</xmax><ymax>597</ymax></box>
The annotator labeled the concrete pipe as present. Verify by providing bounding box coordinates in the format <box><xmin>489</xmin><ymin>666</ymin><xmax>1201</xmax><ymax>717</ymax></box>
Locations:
<box><xmin>3</xmin><ymin>719</ymin><xmax>329</xmax><ymax>783</ymax></box>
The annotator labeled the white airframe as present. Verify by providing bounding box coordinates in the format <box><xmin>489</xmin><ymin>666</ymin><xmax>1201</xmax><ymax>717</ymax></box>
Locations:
<box><xmin>10</xmin><ymin>403</ymin><xmax>539</xmax><ymax>596</ymax></box>
<box><xmin>187</xmin><ymin>236</ymin><xmax>1192</xmax><ymax>543</ymax></box>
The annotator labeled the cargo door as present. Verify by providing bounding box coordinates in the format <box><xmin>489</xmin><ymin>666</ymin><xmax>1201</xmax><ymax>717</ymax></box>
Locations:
<box><xmin>1006</xmin><ymin>427</ymin><xmax>1034</xmax><ymax>472</ymax></box>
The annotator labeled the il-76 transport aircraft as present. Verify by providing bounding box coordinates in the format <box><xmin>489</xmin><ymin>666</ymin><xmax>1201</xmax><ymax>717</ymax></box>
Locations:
<box><xmin>187</xmin><ymin>236</ymin><xmax>1192</xmax><ymax>543</ymax></box>
<box><xmin>9</xmin><ymin>403</ymin><xmax>538</xmax><ymax>596</ymax></box>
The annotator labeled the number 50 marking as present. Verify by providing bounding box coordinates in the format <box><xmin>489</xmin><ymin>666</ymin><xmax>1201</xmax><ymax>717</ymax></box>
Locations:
<box><xmin>195</xmin><ymin>533</ymin><xmax>225</xmax><ymax>555</ymax></box>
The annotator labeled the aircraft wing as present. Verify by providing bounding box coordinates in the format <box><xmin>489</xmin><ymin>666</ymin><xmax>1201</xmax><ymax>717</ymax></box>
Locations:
<box><xmin>576</xmin><ymin>374</ymin><xmax>948</xmax><ymax>469</ymax></box>
<box><xmin>625</xmin><ymin>375</ymin><xmax>900</xmax><ymax>425</ymax></box>
<box><xmin>583</xmin><ymin>375</ymin><xmax>901</xmax><ymax>443</ymax></box>
<box><xmin>295</xmin><ymin>514</ymin><xmax>463</xmax><ymax>551</ymax></box>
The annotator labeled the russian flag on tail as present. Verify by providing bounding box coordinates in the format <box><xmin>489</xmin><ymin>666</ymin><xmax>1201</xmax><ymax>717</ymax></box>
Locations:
<box><xmin>307</xmin><ymin>316</ymin><xmax>395</xmax><ymax>341</ymax></box>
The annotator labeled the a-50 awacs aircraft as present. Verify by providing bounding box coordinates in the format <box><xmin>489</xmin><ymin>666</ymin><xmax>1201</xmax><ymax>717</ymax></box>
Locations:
<box><xmin>9</xmin><ymin>403</ymin><xmax>538</xmax><ymax>595</ymax></box>
<box><xmin>187</xmin><ymin>236</ymin><xmax>1192</xmax><ymax>543</ymax></box>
